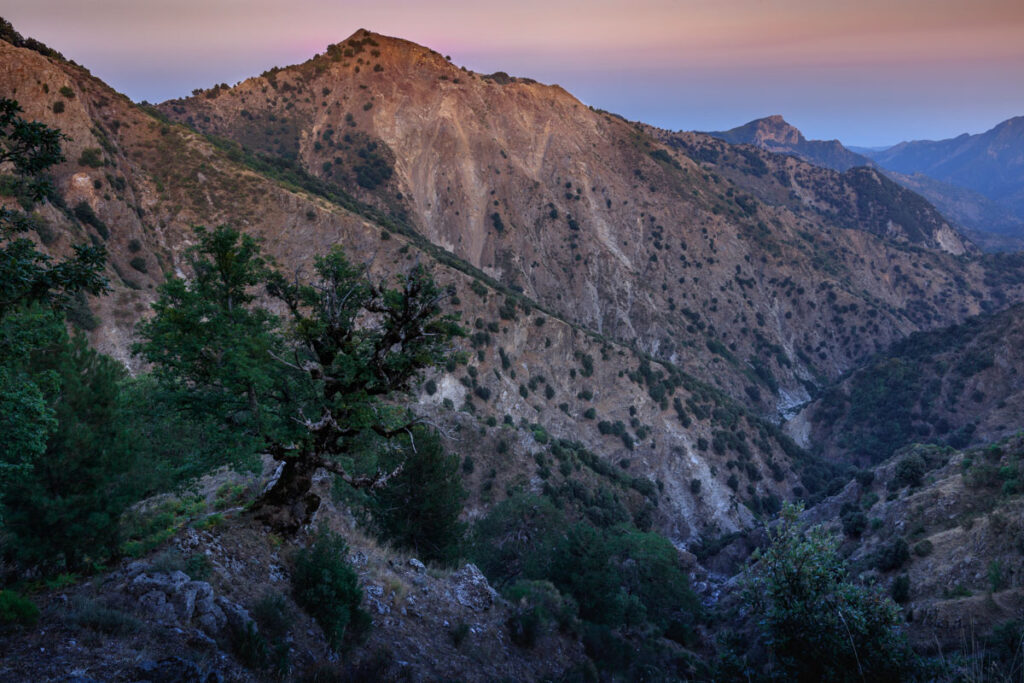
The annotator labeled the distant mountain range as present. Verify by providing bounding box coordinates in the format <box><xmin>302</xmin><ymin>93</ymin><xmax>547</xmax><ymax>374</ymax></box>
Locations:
<box><xmin>708</xmin><ymin>116</ymin><xmax>1024</xmax><ymax>251</ymax></box>
<box><xmin>864</xmin><ymin>117</ymin><xmax>1024</xmax><ymax>216</ymax></box>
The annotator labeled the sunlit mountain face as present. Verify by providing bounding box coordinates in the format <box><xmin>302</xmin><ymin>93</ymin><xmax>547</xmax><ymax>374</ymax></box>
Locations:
<box><xmin>4</xmin><ymin>0</ymin><xmax>1024</xmax><ymax>144</ymax></box>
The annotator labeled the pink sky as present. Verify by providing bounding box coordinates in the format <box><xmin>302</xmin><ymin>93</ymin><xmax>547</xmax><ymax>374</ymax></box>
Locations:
<box><xmin>4</xmin><ymin>0</ymin><xmax>1024</xmax><ymax>145</ymax></box>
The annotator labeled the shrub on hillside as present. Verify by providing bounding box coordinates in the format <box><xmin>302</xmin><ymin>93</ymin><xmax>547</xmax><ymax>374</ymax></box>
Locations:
<box><xmin>0</xmin><ymin>590</ymin><xmax>38</xmax><ymax>629</ymax></box>
<box><xmin>741</xmin><ymin>503</ymin><xmax>915</xmax><ymax>681</ymax></box>
<box><xmin>361</xmin><ymin>427</ymin><xmax>466</xmax><ymax>564</ymax></box>
<box><xmin>292</xmin><ymin>527</ymin><xmax>370</xmax><ymax>650</ymax></box>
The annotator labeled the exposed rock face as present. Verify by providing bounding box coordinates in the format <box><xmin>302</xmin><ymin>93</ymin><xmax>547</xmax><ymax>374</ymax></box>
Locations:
<box><xmin>121</xmin><ymin>562</ymin><xmax>252</xmax><ymax>636</ymax></box>
<box><xmin>450</xmin><ymin>564</ymin><xmax>498</xmax><ymax>612</ymax></box>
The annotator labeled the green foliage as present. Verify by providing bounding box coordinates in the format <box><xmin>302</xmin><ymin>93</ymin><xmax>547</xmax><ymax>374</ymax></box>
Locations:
<box><xmin>814</xmin><ymin>310</ymin><xmax>1018</xmax><ymax>463</ymax></box>
<box><xmin>359</xmin><ymin>427</ymin><xmax>466</xmax><ymax>564</ymax></box>
<box><xmin>67</xmin><ymin>596</ymin><xmax>140</xmax><ymax>635</ymax></box>
<box><xmin>1</xmin><ymin>320</ymin><xmax>135</xmax><ymax>572</ymax></box>
<box><xmin>0</xmin><ymin>590</ymin><xmax>38</xmax><ymax>628</ymax></box>
<box><xmin>490</xmin><ymin>212</ymin><xmax>505</xmax><ymax>233</ymax></box>
<box><xmin>77</xmin><ymin>147</ymin><xmax>103</xmax><ymax>168</ymax></box>
<box><xmin>352</xmin><ymin>139</ymin><xmax>392</xmax><ymax>190</ymax></box>
<box><xmin>893</xmin><ymin>453</ymin><xmax>926</xmax><ymax>488</ymax></box>
<box><xmin>64</xmin><ymin>291</ymin><xmax>99</xmax><ymax>330</ymax></box>
<box><xmin>119</xmin><ymin>495</ymin><xmax>205</xmax><ymax>558</ymax></box>
<box><xmin>252</xmin><ymin>590</ymin><xmax>294</xmax><ymax>641</ymax></box>
<box><xmin>742</xmin><ymin>502</ymin><xmax>914</xmax><ymax>682</ymax></box>
<box><xmin>873</xmin><ymin>538</ymin><xmax>910</xmax><ymax>572</ymax></box>
<box><xmin>840</xmin><ymin>502</ymin><xmax>867</xmax><ymax>537</ymax></box>
<box><xmin>72</xmin><ymin>201</ymin><xmax>109</xmax><ymax>239</ymax></box>
<box><xmin>228</xmin><ymin>591</ymin><xmax>293</xmax><ymax>675</ymax></box>
<box><xmin>471</xmin><ymin>491</ymin><xmax>699</xmax><ymax>675</ymax></box>
<box><xmin>989</xmin><ymin>560</ymin><xmax>1007</xmax><ymax>593</ymax></box>
<box><xmin>135</xmin><ymin>225</ymin><xmax>283</xmax><ymax>470</ymax></box>
<box><xmin>552</xmin><ymin>523</ymin><xmax>697</xmax><ymax>630</ymax></box>
<box><xmin>471</xmin><ymin>494</ymin><xmax>565</xmax><ymax>587</ymax></box>
<box><xmin>0</xmin><ymin>306</ymin><xmax>61</xmax><ymax>482</ymax></box>
<box><xmin>230</xmin><ymin>621</ymin><xmax>270</xmax><ymax>670</ymax></box>
<box><xmin>0</xmin><ymin>98</ymin><xmax>107</xmax><ymax>320</ymax></box>
<box><xmin>0</xmin><ymin>18</ymin><xmax>65</xmax><ymax>60</ymax></box>
<box><xmin>648</xmin><ymin>148</ymin><xmax>681</xmax><ymax>170</ymax></box>
<box><xmin>292</xmin><ymin>527</ymin><xmax>371</xmax><ymax>650</ymax></box>
<box><xmin>891</xmin><ymin>574</ymin><xmax>911</xmax><ymax>604</ymax></box>
<box><xmin>986</xmin><ymin>619</ymin><xmax>1024</xmax><ymax>680</ymax></box>
<box><xmin>504</xmin><ymin>580</ymin><xmax>578</xmax><ymax>648</ymax></box>
<box><xmin>128</xmin><ymin>256</ymin><xmax>147</xmax><ymax>273</ymax></box>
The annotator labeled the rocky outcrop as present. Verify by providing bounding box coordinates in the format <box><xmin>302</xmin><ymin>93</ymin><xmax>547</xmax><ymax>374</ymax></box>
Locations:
<box><xmin>120</xmin><ymin>562</ymin><xmax>252</xmax><ymax>637</ymax></box>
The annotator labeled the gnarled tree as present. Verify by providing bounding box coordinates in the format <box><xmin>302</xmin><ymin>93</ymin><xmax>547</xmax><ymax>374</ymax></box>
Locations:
<box><xmin>136</xmin><ymin>226</ymin><xmax>462</xmax><ymax>532</ymax></box>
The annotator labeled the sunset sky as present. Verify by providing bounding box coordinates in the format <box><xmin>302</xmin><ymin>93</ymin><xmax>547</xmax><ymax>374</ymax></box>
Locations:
<box><xmin>5</xmin><ymin>0</ymin><xmax>1024</xmax><ymax>146</ymax></box>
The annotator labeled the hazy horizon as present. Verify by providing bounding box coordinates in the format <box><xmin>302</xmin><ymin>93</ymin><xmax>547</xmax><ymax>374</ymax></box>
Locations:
<box><xmin>4</xmin><ymin>0</ymin><xmax>1024</xmax><ymax>147</ymax></box>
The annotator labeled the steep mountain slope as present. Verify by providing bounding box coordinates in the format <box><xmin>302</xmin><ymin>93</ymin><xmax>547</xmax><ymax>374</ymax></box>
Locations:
<box><xmin>707</xmin><ymin>114</ymin><xmax>872</xmax><ymax>171</ymax></box>
<box><xmin>0</xmin><ymin>32</ymin><xmax>818</xmax><ymax>544</ymax></box>
<box><xmin>790</xmin><ymin>301</ymin><xmax>1024</xmax><ymax>464</ymax></box>
<box><xmin>864</xmin><ymin>116</ymin><xmax>1024</xmax><ymax>221</ymax></box>
<box><xmin>708</xmin><ymin>115</ymin><xmax>1024</xmax><ymax>250</ymax></box>
<box><xmin>802</xmin><ymin>435</ymin><xmax>1024</xmax><ymax>652</ymax></box>
<box><xmin>157</xmin><ymin>30</ymin><xmax>1024</xmax><ymax>425</ymax></box>
<box><xmin>883</xmin><ymin>170</ymin><xmax>1024</xmax><ymax>250</ymax></box>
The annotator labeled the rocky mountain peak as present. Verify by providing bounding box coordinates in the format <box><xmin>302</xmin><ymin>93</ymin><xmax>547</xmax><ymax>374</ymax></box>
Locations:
<box><xmin>750</xmin><ymin>114</ymin><xmax>805</xmax><ymax>145</ymax></box>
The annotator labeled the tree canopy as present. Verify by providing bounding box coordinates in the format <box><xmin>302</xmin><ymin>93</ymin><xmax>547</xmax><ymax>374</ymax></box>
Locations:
<box><xmin>0</xmin><ymin>97</ymin><xmax>107</xmax><ymax>318</ymax></box>
<box><xmin>739</xmin><ymin>503</ymin><xmax>914</xmax><ymax>682</ymax></box>
<box><xmin>0</xmin><ymin>98</ymin><xmax>123</xmax><ymax>572</ymax></box>
<box><xmin>136</xmin><ymin>225</ymin><xmax>463</xmax><ymax>531</ymax></box>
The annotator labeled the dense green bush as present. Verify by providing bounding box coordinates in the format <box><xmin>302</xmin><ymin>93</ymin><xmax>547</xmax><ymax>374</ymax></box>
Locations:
<box><xmin>470</xmin><ymin>487</ymin><xmax>700</xmax><ymax>677</ymax></box>
<box><xmin>1</xmin><ymin>330</ymin><xmax>134</xmax><ymax>572</ymax></box>
<box><xmin>72</xmin><ymin>201</ymin><xmax>108</xmax><ymax>239</ymax></box>
<box><xmin>471</xmin><ymin>491</ymin><xmax>699</xmax><ymax>654</ymax></box>
<box><xmin>77</xmin><ymin>147</ymin><xmax>103</xmax><ymax>168</ymax></box>
<box><xmin>873</xmin><ymin>538</ymin><xmax>910</xmax><ymax>572</ymax></box>
<box><xmin>840</xmin><ymin>502</ymin><xmax>867</xmax><ymax>537</ymax></box>
<box><xmin>470</xmin><ymin>494</ymin><xmax>564</xmax><ymax>586</ymax></box>
<box><xmin>891</xmin><ymin>574</ymin><xmax>911</xmax><ymax>604</ymax></box>
<box><xmin>986</xmin><ymin>619</ymin><xmax>1024</xmax><ymax>680</ymax></box>
<box><xmin>360</xmin><ymin>427</ymin><xmax>466</xmax><ymax>564</ymax></box>
<box><xmin>504</xmin><ymin>580</ymin><xmax>577</xmax><ymax>647</ymax></box>
<box><xmin>0</xmin><ymin>590</ymin><xmax>38</xmax><ymax>628</ymax></box>
<box><xmin>893</xmin><ymin>453</ymin><xmax>926</xmax><ymax>488</ymax></box>
<box><xmin>742</xmin><ymin>503</ymin><xmax>915</xmax><ymax>681</ymax></box>
<box><xmin>291</xmin><ymin>527</ymin><xmax>370</xmax><ymax>650</ymax></box>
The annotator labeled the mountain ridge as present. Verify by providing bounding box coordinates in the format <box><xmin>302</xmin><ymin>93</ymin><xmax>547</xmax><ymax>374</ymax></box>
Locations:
<box><xmin>863</xmin><ymin>115</ymin><xmax>1024</xmax><ymax>218</ymax></box>
<box><xmin>711</xmin><ymin>113</ymin><xmax>1024</xmax><ymax>250</ymax></box>
<box><xmin>156</xmin><ymin>31</ymin><xmax>1024</xmax><ymax>418</ymax></box>
<box><xmin>706</xmin><ymin>114</ymin><xmax>874</xmax><ymax>171</ymax></box>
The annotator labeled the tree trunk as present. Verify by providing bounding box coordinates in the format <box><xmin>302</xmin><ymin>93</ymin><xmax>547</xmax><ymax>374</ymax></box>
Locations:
<box><xmin>252</xmin><ymin>456</ymin><xmax>322</xmax><ymax>534</ymax></box>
